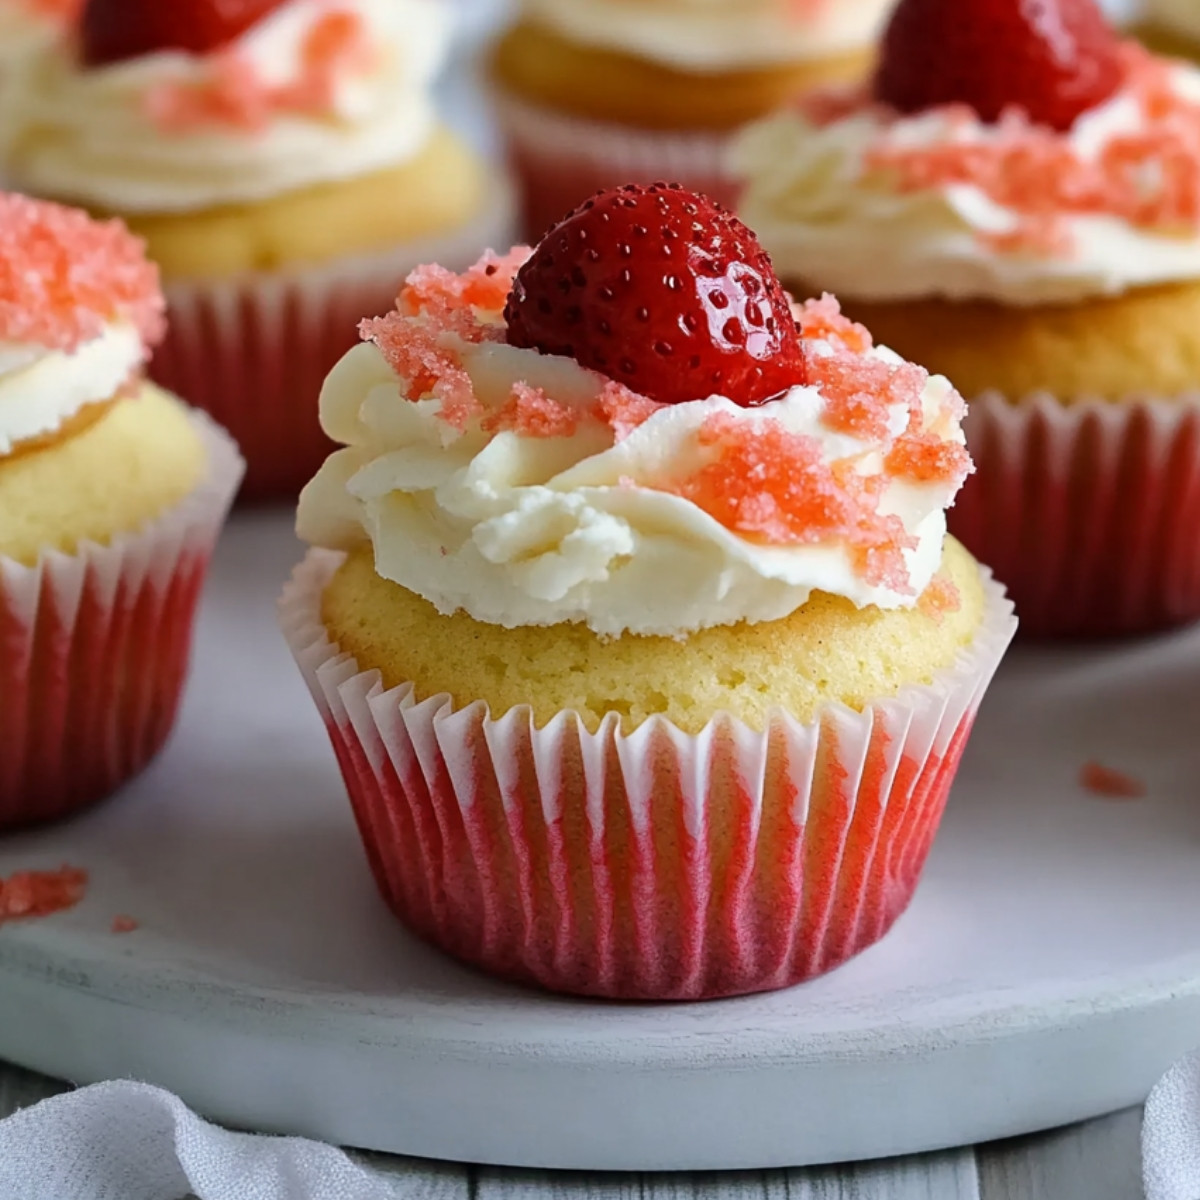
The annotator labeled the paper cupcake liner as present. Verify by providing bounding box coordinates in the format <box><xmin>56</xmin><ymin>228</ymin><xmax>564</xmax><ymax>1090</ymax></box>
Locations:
<box><xmin>0</xmin><ymin>412</ymin><xmax>243</xmax><ymax>829</ymax></box>
<box><xmin>149</xmin><ymin>189</ymin><xmax>517</xmax><ymax>504</ymax></box>
<box><xmin>949</xmin><ymin>391</ymin><xmax>1200</xmax><ymax>639</ymax></box>
<box><xmin>493</xmin><ymin>91</ymin><xmax>736</xmax><ymax>240</ymax></box>
<box><xmin>280</xmin><ymin>552</ymin><xmax>1016</xmax><ymax>1000</ymax></box>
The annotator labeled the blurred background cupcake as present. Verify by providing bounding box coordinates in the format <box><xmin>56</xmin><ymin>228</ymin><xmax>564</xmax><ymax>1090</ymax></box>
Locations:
<box><xmin>281</xmin><ymin>184</ymin><xmax>1015</xmax><ymax>1000</ymax></box>
<box><xmin>0</xmin><ymin>192</ymin><xmax>242</xmax><ymax>829</ymax></box>
<box><xmin>734</xmin><ymin>0</ymin><xmax>1200</xmax><ymax>639</ymax></box>
<box><xmin>490</xmin><ymin>0</ymin><xmax>896</xmax><ymax>239</ymax></box>
<box><xmin>3</xmin><ymin>0</ymin><xmax>515</xmax><ymax>501</ymax></box>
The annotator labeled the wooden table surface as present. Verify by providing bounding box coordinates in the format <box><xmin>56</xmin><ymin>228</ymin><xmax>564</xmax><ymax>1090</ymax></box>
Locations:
<box><xmin>0</xmin><ymin>1062</ymin><xmax>1146</xmax><ymax>1199</ymax></box>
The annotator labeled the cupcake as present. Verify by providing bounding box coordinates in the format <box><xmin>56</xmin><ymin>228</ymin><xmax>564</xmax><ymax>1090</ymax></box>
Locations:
<box><xmin>1137</xmin><ymin>0</ymin><xmax>1200</xmax><ymax>62</ymax></box>
<box><xmin>0</xmin><ymin>192</ymin><xmax>242</xmax><ymax>829</ymax></box>
<box><xmin>490</xmin><ymin>0</ymin><xmax>896</xmax><ymax>240</ymax></box>
<box><xmin>280</xmin><ymin>183</ymin><xmax>1016</xmax><ymax>1001</ymax></box>
<box><xmin>3</xmin><ymin>0</ymin><xmax>515</xmax><ymax>501</ymax></box>
<box><xmin>734</xmin><ymin>0</ymin><xmax>1200</xmax><ymax>638</ymax></box>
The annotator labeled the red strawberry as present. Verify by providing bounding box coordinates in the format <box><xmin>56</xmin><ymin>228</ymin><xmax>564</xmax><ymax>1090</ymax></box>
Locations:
<box><xmin>504</xmin><ymin>183</ymin><xmax>807</xmax><ymax>408</ymax></box>
<box><xmin>81</xmin><ymin>0</ymin><xmax>284</xmax><ymax>66</ymax></box>
<box><xmin>873</xmin><ymin>0</ymin><xmax>1124</xmax><ymax>132</ymax></box>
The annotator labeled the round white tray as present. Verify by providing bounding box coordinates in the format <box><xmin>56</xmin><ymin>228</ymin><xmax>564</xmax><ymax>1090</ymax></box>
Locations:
<box><xmin>1</xmin><ymin>512</ymin><xmax>1198</xmax><ymax>1172</ymax></box>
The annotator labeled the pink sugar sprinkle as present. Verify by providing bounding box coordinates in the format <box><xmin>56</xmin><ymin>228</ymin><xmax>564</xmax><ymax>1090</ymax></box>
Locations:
<box><xmin>145</xmin><ymin>9</ymin><xmax>375</xmax><ymax>134</ymax></box>
<box><xmin>886</xmin><ymin>431</ymin><xmax>974</xmax><ymax>486</ymax></box>
<box><xmin>146</xmin><ymin>54</ymin><xmax>271</xmax><ymax>133</ymax></box>
<box><xmin>360</xmin><ymin>313</ymin><xmax>481</xmax><ymax>431</ymax></box>
<box><xmin>855</xmin><ymin>42</ymin><xmax>1200</xmax><ymax>254</ymax></box>
<box><xmin>111</xmin><ymin>914</ymin><xmax>139</xmax><ymax>934</ymax></box>
<box><xmin>400</xmin><ymin>248</ymin><xmax>531</xmax><ymax>340</ymax></box>
<box><xmin>1080</xmin><ymin>762</ymin><xmax>1146</xmax><ymax>799</ymax></box>
<box><xmin>0</xmin><ymin>192</ymin><xmax>163</xmax><ymax>353</ymax></box>
<box><xmin>594</xmin><ymin>380</ymin><xmax>664</xmax><ymax>441</ymax></box>
<box><xmin>795</xmin><ymin>293</ymin><xmax>873</xmax><ymax>354</ymax></box>
<box><xmin>482</xmin><ymin>381</ymin><xmax>581</xmax><ymax>438</ymax></box>
<box><xmin>918</xmin><ymin>576</ymin><xmax>962</xmax><ymax>623</ymax></box>
<box><xmin>663</xmin><ymin>411</ymin><xmax>917</xmax><ymax>592</ymax></box>
<box><xmin>0</xmin><ymin>865</ymin><xmax>87</xmax><ymax>923</ymax></box>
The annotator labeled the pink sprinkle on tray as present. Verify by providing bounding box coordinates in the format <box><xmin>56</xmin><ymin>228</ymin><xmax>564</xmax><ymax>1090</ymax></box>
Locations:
<box><xmin>0</xmin><ymin>192</ymin><xmax>163</xmax><ymax>354</ymax></box>
<box><xmin>112</xmin><ymin>915</ymin><xmax>139</xmax><ymax>934</ymax></box>
<box><xmin>0</xmin><ymin>865</ymin><xmax>88</xmax><ymax>923</ymax></box>
<box><xmin>1080</xmin><ymin>762</ymin><xmax>1146</xmax><ymax>799</ymax></box>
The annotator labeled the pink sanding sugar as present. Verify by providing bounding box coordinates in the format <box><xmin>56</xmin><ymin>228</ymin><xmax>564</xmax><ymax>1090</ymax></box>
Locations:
<box><xmin>0</xmin><ymin>192</ymin><xmax>163</xmax><ymax>353</ymax></box>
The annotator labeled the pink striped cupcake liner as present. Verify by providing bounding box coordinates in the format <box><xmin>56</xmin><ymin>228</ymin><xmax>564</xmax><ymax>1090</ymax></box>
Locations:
<box><xmin>950</xmin><ymin>391</ymin><xmax>1200</xmax><ymax>638</ymax></box>
<box><xmin>280</xmin><ymin>549</ymin><xmax>1016</xmax><ymax>1001</ymax></box>
<box><xmin>0</xmin><ymin>411</ymin><xmax>243</xmax><ymax>829</ymax></box>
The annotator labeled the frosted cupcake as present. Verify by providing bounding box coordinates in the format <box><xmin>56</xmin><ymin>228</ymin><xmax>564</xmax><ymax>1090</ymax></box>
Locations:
<box><xmin>490</xmin><ymin>0</ymin><xmax>895</xmax><ymax>239</ymax></box>
<box><xmin>0</xmin><ymin>192</ymin><xmax>241</xmax><ymax>829</ymax></box>
<box><xmin>734</xmin><ymin>0</ymin><xmax>1200</xmax><ymax>638</ymax></box>
<box><xmin>4</xmin><ymin>0</ymin><xmax>515</xmax><ymax>500</ymax></box>
<box><xmin>280</xmin><ymin>183</ymin><xmax>1016</xmax><ymax>1000</ymax></box>
<box><xmin>1137</xmin><ymin>0</ymin><xmax>1200</xmax><ymax>62</ymax></box>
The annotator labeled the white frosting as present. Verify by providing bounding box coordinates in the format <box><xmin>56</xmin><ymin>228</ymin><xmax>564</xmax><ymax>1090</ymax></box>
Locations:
<box><xmin>0</xmin><ymin>322</ymin><xmax>142</xmax><ymax>455</ymax></box>
<box><xmin>732</xmin><ymin>63</ymin><xmax>1200</xmax><ymax>306</ymax></box>
<box><xmin>6</xmin><ymin>0</ymin><xmax>448</xmax><ymax>212</ymax></box>
<box><xmin>1145</xmin><ymin>0</ymin><xmax>1200</xmax><ymax>43</ymax></box>
<box><xmin>519</xmin><ymin>0</ymin><xmax>893</xmax><ymax>70</ymax></box>
<box><xmin>297</xmin><ymin>331</ymin><xmax>966</xmax><ymax>638</ymax></box>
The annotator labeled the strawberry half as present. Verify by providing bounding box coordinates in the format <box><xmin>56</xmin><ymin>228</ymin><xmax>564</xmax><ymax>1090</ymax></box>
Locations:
<box><xmin>505</xmin><ymin>183</ymin><xmax>806</xmax><ymax>408</ymax></box>
<box><xmin>81</xmin><ymin>0</ymin><xmax>284</xmax><ymax>66</ymax></box>
<box><xmin>873</xmin><ymin>0</ymin><xmax>1125</xmax><ymax>132</ymax></box>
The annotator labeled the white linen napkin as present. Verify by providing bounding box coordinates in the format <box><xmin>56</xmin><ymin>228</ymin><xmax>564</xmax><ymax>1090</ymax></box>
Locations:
<box><xmin>0</xmin><ymin>1081</ymin><xmax>398</xmax><ymax>1200</ymax></box>
<box><xmin>1144</xmin><ymin>1049</ymin><xmax>1200</xmax><ymax>1200</ymax></box>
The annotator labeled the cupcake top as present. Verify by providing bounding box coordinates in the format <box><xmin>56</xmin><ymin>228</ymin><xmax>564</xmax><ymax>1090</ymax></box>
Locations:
<box><xmin>0</xmin><ymin>0</ymin><xmax>79</xmax><ymax>63</ymax></box>
<box><xmin>733</xmin><ymin>0</ymin><xmax>1200</xmax><ymax>306</ymax></box>
<box><xmin>1143</xmin><ymin>0</ymin><xmax>1200</xmax><ymax>44</ymax></box>
<box><xmin>0</xmin><ymin>191</ymin><xmax>163</xmax><ymax>455</ymax></box>
<box><xmin>298</xmin><ymin>184</ymin><xmax>970</xmax><ymax>638</ymax></box>
<box><xmin>5</xmin><ymin>0</ymin><xmax>448</xmax><ymax>212</ymax></box>
<box><xmin>515</xmin><ymin>0</ymin><xmax>895</xmax><ymax>72</ymax></box>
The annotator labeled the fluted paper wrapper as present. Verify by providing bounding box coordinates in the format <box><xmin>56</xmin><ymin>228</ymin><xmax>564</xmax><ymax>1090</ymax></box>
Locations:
<box><xmin>950</xmin><ymin>391</ymin><xmax>1200</xmax><ymax>639</ymax></box>
<box><xmin>494</xmin><ymin>91</ymin><xmax>735</xmax><ymax>241</ymax></box>
<box><xmin>281</xmin><ymin>550</ymin><xmax>1016</xmax><ymax>1000</ymax></box>
<box><xmin>150</xmin><ymin>192</ymin><xmax>516</xmax><ymax>502</ymax></box>
<box><xmin>0</xmin><ymin>414</ymin><xmax>243</xmax><ymax>829</ymax></box>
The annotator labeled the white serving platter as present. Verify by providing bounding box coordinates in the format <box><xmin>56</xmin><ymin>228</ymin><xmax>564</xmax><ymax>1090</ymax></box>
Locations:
<box><xmin>0</xmin><ymin>510</ymin><xmax>1198</xmax><ymax>1172</ymax></box>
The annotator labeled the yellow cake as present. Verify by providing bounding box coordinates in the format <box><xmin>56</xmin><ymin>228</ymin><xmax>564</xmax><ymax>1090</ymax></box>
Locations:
<box><xmin>0</xmin><ymin>385</ymin><xmax>205</xmax><ymax>565</ymax></box>
<box><xmin>322</xmin><ymin>537</ymin><xmax>983</xmax><ymax>735</ymax></box>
